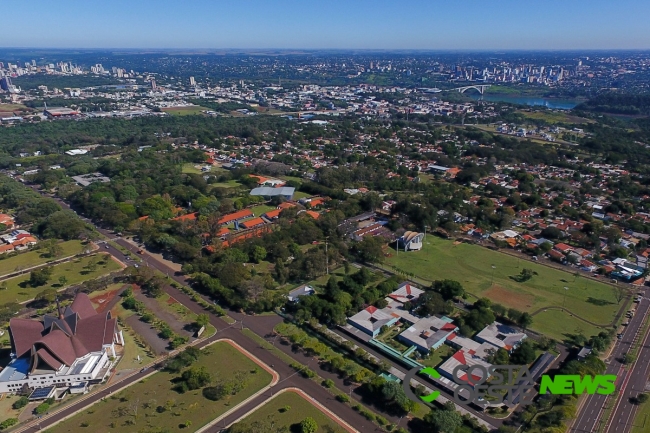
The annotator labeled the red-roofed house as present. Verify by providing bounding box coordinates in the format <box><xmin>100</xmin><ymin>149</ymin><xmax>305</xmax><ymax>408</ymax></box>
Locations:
<box><xmin>0</xmin><ymin>214</ymin><xmax>15</xmax><ymax>229</ymax></box>
<box><xmin>240</xmin><ymin>217</ymin><xmax>266</xmax><ymax>229</ymax></box>
<box><xmin>554</xmin><ymin>243</ymin><xmax>573</xmax><ymax>254</ymax></box>
<box><xmin>219</xmin><ymin>209</ymin><xmax>254</xmax><ymax>225</ymax></box>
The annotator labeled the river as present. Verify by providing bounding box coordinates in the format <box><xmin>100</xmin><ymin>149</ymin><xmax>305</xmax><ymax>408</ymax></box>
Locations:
<box><xmin>469</xmin><ymin>94</ymin><xmax>581</xmax><ymax>110</ymax></box>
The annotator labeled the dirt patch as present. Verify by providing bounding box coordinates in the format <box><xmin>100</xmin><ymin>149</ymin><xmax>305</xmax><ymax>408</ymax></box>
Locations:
<box><xmin>483</xmin><ymin>285</ymin><xmax>535</xmax><ymax>311</ymax></box>
<box><xmin>166</xmin><ymin>296</ymin><xmax>179</xmax><ymax>305</ymax></box>
<box><xmin>91</xmin><ymin>288</ymin><xmax>122</xmax><ymax>313</ymax></box>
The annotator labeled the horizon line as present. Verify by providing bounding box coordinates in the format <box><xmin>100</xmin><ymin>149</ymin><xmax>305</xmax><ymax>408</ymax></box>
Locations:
<box><xmin>1</xmin><ymin>47</ymin><xmax>650</xmax><ymax>52</ymax></box>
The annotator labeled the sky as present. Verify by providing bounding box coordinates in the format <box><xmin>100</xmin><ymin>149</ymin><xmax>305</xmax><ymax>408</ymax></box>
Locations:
<box><xmin>2</xmin><ymin>0</ymin><xmax>649</xmax><ymax>50</ymax></box>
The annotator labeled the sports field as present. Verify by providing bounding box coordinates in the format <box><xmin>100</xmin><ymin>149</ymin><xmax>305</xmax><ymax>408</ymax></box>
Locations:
<box><xmin>161</xmin><ymin>105</ymin><xmax>207</xmax><ymax>116</ymax></box>
<box><xmin>0</xmin><ymin>253</ymin><xmax>121</xmax><ymax>305</ymax></box>
<box><xmin>386</xmin><ymin>237</ymin><xmax>622</xmax><ymax>340</ymax></box>
<box><xmin>231</xmin><ymin>390</ymin><xmax>346</xmax><ymax>432</ymax></box>
<box><xmin>47</xmin><ymin>341</ymin><xmax>272</xmax><ymax>433</ymax></box>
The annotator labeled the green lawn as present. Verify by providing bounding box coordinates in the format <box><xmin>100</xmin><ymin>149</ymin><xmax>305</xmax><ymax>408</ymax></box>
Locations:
<box><xmin>209</xmin><ymin>180</ymin><xmax>243</xmax><ymax>189</ymax></box>
<box><xmin>0</xmin><ymin>253</ymin><xmax>121</xmax><ymax>305</ymax></box>
<box><xmin>279</xmin><ymin>175</ymin><xmax>303</xmax><ymax>184</ymax></box>
<box><xmin>231</xmin><ymin>390</ymin><xmax>345</xmax><ymax>432</ymax></box>
<box><xmin>46</xmin><ymin>341</ymin><xmax>272</xmax><ymax>433</ymax></box>
<box><xmin>115</xmin><ymin>326</ymin><xmax>156</xmax><ymax>371</ymax></box>
<box><xmin>250</xmin><ymin>204</ymin><xmax>276</xmax><ymax>217</ymax></box>
<box><xmin>294</xmin><ymin>191</ymin><xmax>311</xmax><ymax>200</ymax></box>
<box><xmin>418</xmin><ymin>345</ymin><xmax>455</xmax><ymax>369</ymax></box>
<box><xmin>386</xmin><ymin>237</ymin><xmax>622</xmax><ymax>340</ymax></box>
<box><xmin>0</xmin><ymin>240</ymin><xmax>85</xmax><ymax>276</ymax></box>
<box><xmin>0</xmin><ymin>394</ymin><xmax>21</xmax><ymax>425</ymax></box>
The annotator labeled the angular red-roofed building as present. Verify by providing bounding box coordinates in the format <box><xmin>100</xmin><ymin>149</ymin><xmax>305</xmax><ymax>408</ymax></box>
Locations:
<box><xmin>0</xmin><ymin>293</ymin><xmax>123</xmax><ymax>394</ymax></box>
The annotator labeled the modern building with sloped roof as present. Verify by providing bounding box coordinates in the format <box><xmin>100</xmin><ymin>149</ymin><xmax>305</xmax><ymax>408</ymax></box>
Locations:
<box><xmin>398</xmin><ymin>316</ymin><xmax>458</xmax><ymax>352</ymax></box>
<box><xmin>397</xmin><ymin>231</ymin><xmax>424</xmax><ymax>251</ymax></box>
<box><xmin>250</xmin><ymin>186</ymin><xmax>295</xmax><ymax>200</ymax></box>
<box><xmin>475</xmin><ymin>321</ymin><xmax>527</xmax><ymax>353</ymax></box>
<box><xmin>0</xmin><ymin>293</ymin><xmax>123</xmax><ymax>394</ymax></box>
<box><xmin>347</xmin><ymin>306</ymin><xmax>400</xmax><ymax>337</ymax></box>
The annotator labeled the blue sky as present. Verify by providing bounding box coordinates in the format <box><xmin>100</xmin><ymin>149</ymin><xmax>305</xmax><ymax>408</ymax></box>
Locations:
<box><xmin>3</xmin><ymin>0</ymin><xmax>649</xmax><ymax>50</ymax></box>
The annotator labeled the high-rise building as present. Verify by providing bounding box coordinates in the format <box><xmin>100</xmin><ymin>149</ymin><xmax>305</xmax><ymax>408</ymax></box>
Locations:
<box><xmin>151</xmin><ymin>79</ymin><xmax>157</xmax><ymax>90</ymax></box>
<box><xmin>189</xmin><ymin>76</ymin><xmax>196</xmax><ymax>86</ymax></box>
<box><xmin>0</xmin><ymin>76</ymin><xmax>13</xmax><ymax>91</ymax></box>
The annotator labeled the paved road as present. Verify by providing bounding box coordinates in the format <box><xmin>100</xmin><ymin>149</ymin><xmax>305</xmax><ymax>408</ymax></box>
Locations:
<box><xmin>18</xmin><ymin>187</ymin><xmax>386</xmax><ymax>432</ymax></box>
<box><xmin>570</xmin><ymin>296</ymin><xmax>650</xmax><ymax>433</ymax></box>
<box><xmin>604</xmin><ymin>297</ymin><xmax>650</xmax><ymax>433</ymax></box>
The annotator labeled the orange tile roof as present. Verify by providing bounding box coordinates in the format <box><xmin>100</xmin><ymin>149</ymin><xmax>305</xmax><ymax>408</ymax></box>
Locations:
<box><xmin>278</xmin><ymin>202</ymin><xmax>297</xmax><ymax>210</ymax></box>
<box><xmin>172</xmin><ymin>212</ymin><xmax>198</xmax><ymax>222</ymax></box>
<box><xmin>241</xmin><ymin>217</ymin><xmax>265</xmax><ymax>228</ymax></box>
<box><xmin>219</xmin><ymin>209</ymin><xmax>253</xmax><ymax>225</ymax></box>
<box><xmin>264</xmin><ymin>209</ymin><xmax>282</xmax><ymax>219</ymax></box>
<box><xmin>217</xmin><ymin>227</ymin><xmax>230</xmax><ymax>237</ymax></box>
<box><xmin>0</xmin><ymin>244</ymin><xmax>15</xmax><ymax>253</ymax></box>
<box><xmin>305</xmin><ymin>210</ymin><xmax>320</xmax><ymax>219</ymax></box>
<box><xmin>250</xmin><ymin>174</ymin><xmax>270</xmax><ymax>184</ymax></box>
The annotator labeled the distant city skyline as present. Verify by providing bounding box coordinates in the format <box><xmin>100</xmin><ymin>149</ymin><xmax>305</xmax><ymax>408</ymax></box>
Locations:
<box><xmin>2</xmin><ymin>0</ymin><xmax>649</xmax><ymax>50</ymax></box>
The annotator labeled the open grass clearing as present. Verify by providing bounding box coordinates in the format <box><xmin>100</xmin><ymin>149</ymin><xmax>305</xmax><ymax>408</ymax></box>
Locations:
<box><xmin>0</xmin><ymin>240</ymin><xmax>85</xmax><ymax>277</ymax></box>
<box><xmin>294</xmin><ymin>191</ymin><xmax>311</xmax><ymax>200</ymax></box>
<box><xmin>161</xmin><ymin>105</ymin><xmax>208</xmax><ymax>116</ymax></box>
<box><xmin>209</xmin><ymin>179</ymin><xmax>243</xmax><ymax>189</ymax></box>
<box><xmin>233</xmin><ymin>389</ymin><xmax>345</xmax><ymax>432</ymax></box>
<box><xmin>46</xmin><ymin>341</ymin><xmax>272</xmax><ymax>433</ymax></box>
<box><xmin>516</xmin><ymin>110</ymin><xmax>593</xmax><ymax>124</ymax></box>
<box><xmin>249</xmin><ymin>204</ymin><xmax>276</xmax><ymax>217</ymax></box>
<box><xmin>0</xmin><ymin>394</ymin><xmax>21</xmax><ymax>424</ymax></box>
<box><xmin>114</xmin><ymin>325</ymin><xmax>156</xmax><ymax>371</ymax></box>
<box><xmin>0</xmin><ymin>103</ymin><xmax>30</xmax><ymax>112</ymax></box>
<box><xmin>181</xmin><ymin>163</ymin><xmax>204</xmax><ymax>174</ymax></box>
<box><xmin>0</xmin><ymin>253</ymin><xmax>121</xmax><ymax>305</ymax></box>
<box><xmin>386</xmin><ymin>237</ymin><xmax>621</xmax><ymax>339</ymax></box>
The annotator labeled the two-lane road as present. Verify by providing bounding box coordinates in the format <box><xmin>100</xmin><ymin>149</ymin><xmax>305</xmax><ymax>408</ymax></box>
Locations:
<box><xmin>570</xmin><ymin>297</ymin><xmax>650</xmax><ymax>433</ymax></box>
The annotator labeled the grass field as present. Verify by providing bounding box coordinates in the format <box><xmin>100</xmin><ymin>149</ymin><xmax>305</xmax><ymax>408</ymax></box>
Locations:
<box><xmin>516</xmin><ymin>110</ymin><xmax>593</xmax><ymax>125</ymax></box>
<box><xmin>250</xmin><ymin>204</ymin><xmax>276</xmax><ymax>217</ymax></box>
<box><xmin>0</xmin><ymin>394</ymin><xmax>21</xmax><ymax>424</ymax></box>
<box><xmin>115</xmin><ymin>326</ymin><xmax>156</xmax><ymax>371</ymax></box>
<box><xmin>181</xmin><ymin>163</ymin><xmax>204</xmax><ymax>174</ymax></box>
<box><xmin>0</xmin><ymin>253</ymin><xmax>121</xmax><ymax>305</ymax></box>
<box><xmin>46</xmin><ymin>341</ymin><xmax>272</xmax><ymax>433</ymax></box>
<box><xmin>232</xmin><ymin>390</ymin><xmax>345</xmax><ymax>432</ymax></box>
<box><xmin>294</xmin><ymin>191</ymin><xmax>311</xmax><ymax>200</ymax></box>
<box><xmin>0</xmin><ymin>103</ymin><xmax>29</xmax><ymax>112</ymax></box>
<box><xmin>209</xmin><ymin>179</ymin><xmax>243</xmax><ymax>189</ymax></box>
<box><xmin>0</xmin><ymin>240</ymin><xmax>85</xmax><ymax>277</ymax></box>
<box><xmin>161</xmin><ymin>106</ymin><xmax>207</xmax><ymax>116</ymax></box>
<box><xmin>385</xmin><ymin>238</ymin><xmax>622</xmax><ymax>340</ymax></box>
